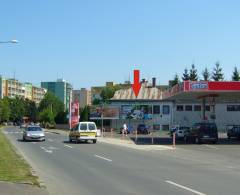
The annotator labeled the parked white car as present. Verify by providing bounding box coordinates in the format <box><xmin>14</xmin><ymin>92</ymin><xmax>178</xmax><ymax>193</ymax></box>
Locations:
<box><xmin>170</xmin><ymin>126</ymin><xmax>190</xmax><ymax>140</ymax></box>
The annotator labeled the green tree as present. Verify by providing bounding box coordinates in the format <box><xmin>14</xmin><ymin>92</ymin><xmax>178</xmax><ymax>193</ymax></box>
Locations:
<box><xmin>9</xmin><ymin>97</ymin><xmax>25</xmax><ymax>122</ymax></box>
<box><xmin>0</xmin><ymin>97</ymin><xmax>10</xmax><ymax>122</ymax></box>
<box><xmin>189</xmin><ymin>64</ymin><xmax>198</xmax><ymax>81</ymax></box>
<box><xmin>100</xmin><ymin>85</ymin><xmax>120</xmax><ymax>102</ymax></box>
<box><xmin>170</xmin><ymin>74</ymin><xmax>180</xmax><ymax>87</ymax></box>
<box><xmin>212</xmin><ymin>62</ymin><xmax>224</xmax><ymax>81</ymax></box>
<box><xmin>39</xmin><ymin>92</ymin><xmax>64</xmax><ymax>117</ymax></box>
<box><xmin>202</xmin><ymin>68</ymin><xmax>210</xmax><ymax>81</ymax></box>
<box><xmin>232</xmin><ymin>66</ymin><xmax>240</xmax><ymax>81</ymax></box>
<box><xmin>39</xmin><ymin>108</ymin><xmax>55</xmax><ymax>127</ymax></box>
<box><xmin>80</xmin><ymin>106</ymin><xmax>90</xmax><ymax>122</ymax></box>
<box><xmin>24</xmin><ymin>99</ymin><xmax>38</xmax><ymax>122</ymax></box>
<box><xmin>182</xmin><ymin>68</ymin><xmax>190</xmax><ymax>81</ymax></box>
<box><xmin>55</xmin><ymin>111</ymin><xmax>68</xmax><ymax>124</ymax></box>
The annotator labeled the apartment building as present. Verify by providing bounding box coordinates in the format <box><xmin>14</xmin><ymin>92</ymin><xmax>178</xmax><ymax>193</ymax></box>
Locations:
<box><xmin>0</xmin><ymin>76</ymin><xmax>46</xmax><ymax>104</ymax></box>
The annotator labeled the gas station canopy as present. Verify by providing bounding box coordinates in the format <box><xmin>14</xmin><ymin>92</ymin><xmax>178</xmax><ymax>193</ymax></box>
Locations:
<box><xmin>163</xmin><ymin>81</ymin><xmax>240</xmax><ymax>102</ymax></box>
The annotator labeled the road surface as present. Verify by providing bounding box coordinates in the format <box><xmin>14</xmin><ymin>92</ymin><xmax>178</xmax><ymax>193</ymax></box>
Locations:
<box><xmin>3</xmin><ymin>126</ymin><xmax>240</xmax><ymax>195</ymax></box>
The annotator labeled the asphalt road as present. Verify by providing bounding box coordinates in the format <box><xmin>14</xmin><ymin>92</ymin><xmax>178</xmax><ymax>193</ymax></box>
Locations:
<box><xmin>3</xmin><ymin>126</ymin><xmax>240</xmax><ymax>195</ymax></box>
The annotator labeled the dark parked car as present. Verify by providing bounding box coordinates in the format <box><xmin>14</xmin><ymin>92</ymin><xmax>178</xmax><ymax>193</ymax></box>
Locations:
<box><xmin>184</xmin><ymin>122</ymin><xmax>218</xmax><ymax>144</ymax></box>
<box><xmin>227</xmin><ymin>125</ymin><xmax>240</xmax><ymax>139</ymax></box>
<box><xmin>137</xmin><ymin>124</ymin><xmax>150</xmax><ymax>134</ymax></box>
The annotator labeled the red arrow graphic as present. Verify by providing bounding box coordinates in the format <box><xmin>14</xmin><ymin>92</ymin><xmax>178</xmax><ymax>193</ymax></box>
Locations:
<box><xmin>132</xmin><ymin>69</ymin><xmax>141</xmax><ymax>97</ymax></box>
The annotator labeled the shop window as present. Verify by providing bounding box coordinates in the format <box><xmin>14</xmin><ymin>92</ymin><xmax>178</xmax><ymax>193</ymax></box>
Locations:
<box><xmin>176</xmin><ymin>105</ymin><xmax>184</xmax><ymax>111</ymax></box>
<box><xmin>153</xmin><ymin>105</ymin><xmax>160</xmax><ymax>114</ymax></box>
<box><xmin>205</xmin><ymin>105</ymin><xmax>210</xmax><ymax>111</ymax></box>
<box><xmin>194</xmin><ymin>105</ymin><xmax>201</xmax><ymax>111</ymax></box>
<box><xmin>227</xmin><ymin>105</ymin><xmax>240</xmax><ymax>111</ymax></box>
<box><xmin>153</xmin><ymin>124</ymin><xmax>160</xmax><ymax>130</ymax></box>
<box><xmin>162</xmin><ymin>125</ymin><xmax>170</xmax><ymax>131</ymax></box>
<box><xmin>185</xmin><ymin>105</ymin><xmax>192</xmax><ymax>111</ymax></box>
<box><xmin>162</xmin><ymin>105</ymin><xmax>170</xmax><ymax>114</ymax></box>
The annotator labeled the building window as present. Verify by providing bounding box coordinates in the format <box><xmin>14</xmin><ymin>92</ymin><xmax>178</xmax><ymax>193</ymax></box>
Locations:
<box><xmin>194</xmin><ymin>105</ymin><xmax>201</xmax><ymax>111</ymax></box>
<box><xmin>162</xmin><ymin>105</ymin><xmax>170</xmax><ymax>114</ymax></box>
<box><xmin>227</xmin><ymin>105</ymin><xmax>240</xmax><ymax>111</ymax></box>
<box><xmin>153</xmin><ymin>105</ymin><xmax>160</xmax><ymax>114</ymax></box>
<box><xmin>176</xmin><ymin>105</ymin><xmax>184</xmax><ymax>111</ymax></box>
<box><xmin>162</xmin><ymin>125</ymin><xmax>170</xmax><ymax>131</ymax></box>
<box><xmin>153</xmin><ymin>124</ymin><xmax>160</xmax><ymax>130</ymax></box>
<box><xmin>185</xmin><ymin>105</ymin><xmax>192</xmax><ymax>111</ymax></box>
<box><xmin>205</xmin><ymin>105</ymin><xmax>210</xmax><ymax>111</ymax></box>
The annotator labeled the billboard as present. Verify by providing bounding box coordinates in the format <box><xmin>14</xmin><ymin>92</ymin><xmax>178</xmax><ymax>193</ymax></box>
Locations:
<box><xmin>70</xmin><ymin>102</ymin><xmax>79</xmax><ymax>128</ymax></box>
<box><xmin>89</xmin><ymin>106</ymin><xmax>102</xmax><ymax>119</ymax></box>
<box><xmin>90</xmin><ymin>106</ymin><xmax>120</xmax><ymax>119</ymax></box>
<box><xmin>121</xmin><ymin>105</ymin><xmax>152</xmax><ymax>120</ymax></box>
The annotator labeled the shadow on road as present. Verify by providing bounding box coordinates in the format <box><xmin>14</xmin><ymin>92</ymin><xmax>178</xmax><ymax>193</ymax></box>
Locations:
<box><xmin>62</xmin><ymin>140</ymin><xmax>93</xmax><ymax>145</ymax></box>
<box><xmin>130</xmin><ymin>136</ymin><xmax>240</xmax><ymax>145</ymax></box>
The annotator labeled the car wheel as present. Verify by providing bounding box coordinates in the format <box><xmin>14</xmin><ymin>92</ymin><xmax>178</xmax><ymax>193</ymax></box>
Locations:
<box><xmin>93</xmin><ymin>140</ymin><xmax>97</xmax><ymax>144</ymax></box>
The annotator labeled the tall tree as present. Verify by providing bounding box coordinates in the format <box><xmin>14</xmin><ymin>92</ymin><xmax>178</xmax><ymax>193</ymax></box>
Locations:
<box><xmin>182</xmin><ymin>68</ymin><xmax>190</xmax><ymax>81</ymax></box>
<box><xmin>202</xmin><ymin>68</ymin><xmax>210</xmax><ymax>81</ymax></box>
<box><xmin>232</xmin><ymin>66</ymin><xmax>240</xmax><ymax>81</ymax></box>
<box><xmin>170</xmin><ymin>74</ymin><xmax>180</xmax><ymax>87</ymax></box>
<box><xmin>80</xmin><ymin>106</ymin><xmax>90</xmax><ymax>122</ymax></box>
<box><xmin>0</xmin><ymin>97</ymin><xmax>10</xmax><ymax>122</ymax></box>
<box><xmin>212</xmin><ymin>62</ymin><xmax>224</xmax><ymax>81</ymax></box>
<box><xmin>39</xmin><ymin>108</ymin><xmax>55</xmax><ymax>127</ymax></box>
<box><xmin>9</xmin><ymin>97</ymin><xmax>25</xmax><ymax>122</ymax></box>
<box><xmin>24</xmin><ymin>99</ymin><xmax>38</xmax><ymax>122</ymax></box>
<box><xmin>189</xmin><ymin>64</ymin><xmax>198</xmax><ymax>81</ymax></box>
<box><xmin>100</xmin><ymin>85</ymin><xmax>120</xmax><ymax>102</ymax></box>
<box><xmin>39</xmin><ymin>92</ymin><xmax>64</xmax><ymax>117</ymax></box>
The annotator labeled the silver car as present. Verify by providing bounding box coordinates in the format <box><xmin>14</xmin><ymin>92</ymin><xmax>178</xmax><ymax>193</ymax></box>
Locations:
<box><xmin>23</xmin><ymin>126</ymin><xmax>45</xmax><ymax>141</ymax></box>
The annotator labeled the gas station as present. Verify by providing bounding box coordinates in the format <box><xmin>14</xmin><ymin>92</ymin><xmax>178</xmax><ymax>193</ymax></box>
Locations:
<box><xmin>164</xmin><ymin>81</ymin><xmax>240</xmax><ymax>130</ymax></box>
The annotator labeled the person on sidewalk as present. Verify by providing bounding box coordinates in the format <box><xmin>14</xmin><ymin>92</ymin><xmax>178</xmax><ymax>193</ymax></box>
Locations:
<box><xmin>122</xmin><ymin>123</ymin><xmax>128</xmax><ymax>136</ymax></box>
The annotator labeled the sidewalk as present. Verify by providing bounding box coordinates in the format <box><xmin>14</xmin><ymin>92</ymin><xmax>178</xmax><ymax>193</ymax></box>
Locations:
<box><xmin>45</xmin><ymin>129</ymin><xmax>174</xmax><ymax>151</ymax></box>
<box><xmin>0</xmin><ymin>182</ymin><xmax>48</xmax><ymax>195</ymax></box>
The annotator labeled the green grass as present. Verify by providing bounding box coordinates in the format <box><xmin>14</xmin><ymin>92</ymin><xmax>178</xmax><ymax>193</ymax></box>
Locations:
<box><xmin>0</xmin><ymin>128</ymin><xmax>39</xmax><ymax>186</ymax></box>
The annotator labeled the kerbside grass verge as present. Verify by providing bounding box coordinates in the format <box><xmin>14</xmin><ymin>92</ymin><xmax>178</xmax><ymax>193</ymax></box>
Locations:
<box><xmin>0</xmin><ymin>127</ymin><xmax>39</xmax><ymax>186</ymax></box>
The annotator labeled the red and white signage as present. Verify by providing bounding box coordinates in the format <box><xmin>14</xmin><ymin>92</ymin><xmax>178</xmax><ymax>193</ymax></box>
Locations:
<box><xmin>70</xmin><ymin>101</ymin><xmax>79</xmax><ymax>129</ymax></box>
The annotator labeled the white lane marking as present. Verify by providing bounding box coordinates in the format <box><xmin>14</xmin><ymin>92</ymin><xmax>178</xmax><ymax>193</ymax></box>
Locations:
<box><xmin>204</xmin><ymin>144</ymin><xmax>218</xmax><ymax>149</ymax></box>
<box><xmin>165</xmin><ymin>180</ymin><xmax>206</xmax><ymax>195</ymax></box>
<box><xmin>64</xmin><ymin>144</ymin><xmax>73</xmax><ymax>149</ymax></box>
<box><xmin>48</xmin><ymin>146</ymin><xmax>59</xmax><ymax>150</ymax></box>
<box><xmin>32</xmin><ymin>142</ymin><xmax>37</xmax><ymax>144</ymax></box>
<box><xmin>48</xmin><ymin>139</ymin><xmax>54</xmax><ymax>142</ymax></box>
<box><xmin>94</xmin><ymin>154</ymin><xmax>112</xmax><ymax>162</ymax></box>
<box><xmin>40</xmin><ymin>146</ymin><xmax>53</xmax><ymax>154</ymax></box>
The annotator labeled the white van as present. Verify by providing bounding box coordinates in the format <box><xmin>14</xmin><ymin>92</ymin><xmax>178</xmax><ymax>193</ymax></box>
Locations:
<box><xmin>69</xmin><ymin>122</ymin><xmax>97</xmax><ymax>144</ymax></box>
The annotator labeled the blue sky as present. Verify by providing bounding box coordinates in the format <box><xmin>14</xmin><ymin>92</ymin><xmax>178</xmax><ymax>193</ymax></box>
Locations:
<box><xmin>1</xmin><ymin>0</ymin><xmax>240</xmax><ymax>89</ymax></box>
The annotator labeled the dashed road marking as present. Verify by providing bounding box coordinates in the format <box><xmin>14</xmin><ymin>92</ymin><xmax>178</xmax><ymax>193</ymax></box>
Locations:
<box><xmin>40</xmin><ymin>146</ymin><xmax>53</xmax><ymax>154</ymax></box>
<box><xmin>64</xmin><ymin>144</ymin><xmax>73</xmax><ymax>149</ymax></box>
<box><xmin>204</xmin><ymin>144</ymin><xmax>218</xmax><ymax>149</ymax></box>
<box><xmin>165</xmin><ymin>180</ymin><xmax>206</xmax><ymax>195</ymax></box>
<box><xmin>94</xmin><ymin>154</ymin><xmax>112</xmax><ymax>162</ymax></box>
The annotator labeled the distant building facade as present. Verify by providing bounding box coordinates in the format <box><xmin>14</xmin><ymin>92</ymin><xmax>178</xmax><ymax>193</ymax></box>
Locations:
<box><xmin>0</xmin><ymin>76</ymin><xmax>46</xmax><ymax>104</ymax></box>
<box><xmin>41</xmin><ymin>79</ymin><xmax>73</xmax><ymax>111</ymax></box>
<box><xmin>73</xmin><ymin>88</ymin><xmax>91</xmax><ymax>109</ymax></box>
